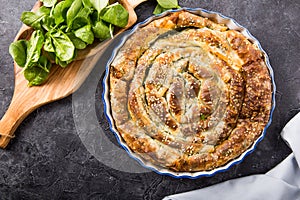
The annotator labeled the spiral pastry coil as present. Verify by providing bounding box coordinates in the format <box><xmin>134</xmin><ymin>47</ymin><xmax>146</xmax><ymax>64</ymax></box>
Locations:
<box><xmin>107</xmin><ymin>11</ymin><xmax>273</xmax><ymax>172</ymax></box>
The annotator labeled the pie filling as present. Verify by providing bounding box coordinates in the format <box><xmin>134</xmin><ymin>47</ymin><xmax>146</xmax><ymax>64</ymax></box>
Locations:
<box><xmin>109</xmin><ymin>11</ymin><xmax>272</xmax><ymax>172</ymax></box>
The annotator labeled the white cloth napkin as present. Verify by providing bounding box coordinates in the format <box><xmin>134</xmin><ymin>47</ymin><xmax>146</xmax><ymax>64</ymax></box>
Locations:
<box><xmin>163</xmin><ymin>113</ymin><xmax>300</xmax><ymax>200</ymax></box>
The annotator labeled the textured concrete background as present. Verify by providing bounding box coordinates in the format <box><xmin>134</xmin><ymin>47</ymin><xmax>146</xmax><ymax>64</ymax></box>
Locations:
<box><xmin>0</xmin><ymin>0</ymin><xmax>299</xmax><ymax>199</ymax></box>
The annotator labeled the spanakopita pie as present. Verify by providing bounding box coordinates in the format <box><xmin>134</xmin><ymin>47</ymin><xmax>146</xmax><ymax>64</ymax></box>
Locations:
<box><xmin>104</xmin><ymin>9</ymin><xmax>274</xmax><ymax>174</ymax></box>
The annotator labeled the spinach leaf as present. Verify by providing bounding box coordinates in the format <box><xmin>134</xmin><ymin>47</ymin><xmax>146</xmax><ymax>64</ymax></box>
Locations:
<box><xmin>59</xmin><ymin>25</ymin><xmax>68</xmax><ymax>32</ymax></box>
<box><xmin>21</xmin><ymin>6</ymin><xmax>50</xmax><ymax>30</ymax></box>
<box><xmin>157</xmin><ymin>0</ymin><xmax>180</xmax><ymax>9</ymax></box>
<box><xmin>24</xmin><ymin>65</ymin><xmax>50</xmax><ymax>86</ymax></box>
<box><xmin>36</xmin><ymin>6</ymin><xmax>51</xmax><ymax>16</ymax></box>
<box><xmin>72</xmin><ymin>17</ymin><xmax>90</xmax><ymax>30</ymax></box>
<box><xmin>21</xmin><ymin>11</ymin><xmax>44</xmax><ymax>30</ymax></box>
<box><xmin>66</xmin><ymin>0</ymin><xmax>83</xmax><ymax>29</ymax></box>
<box><xmin>92</xmin><ymin>19</ymin><xmax>112</xmax><ymax>41</ymax></box>
<box><xmin>42</xmin><ymin>15</ymin><xmax>55</xmax><ymax>31</ymax></box>
<box><xmin>37</xmin><ymin>55</ymin><xmax>51</xmax><ymax>73</ymax></box>
<box><xmin>52</xmin><ymin>0</ymin><xmax>73</xmax><ymax>26</ymax></box>
<box><xmin>74</xmin><ymin>25</ymin><xmax>94</xmax><ymax>44</ymax></box>
<box><xmin>43</xmin><ymin>51</ymin><xmax>56</xmax><ymax>63</ymax></box>
<box><xmin>90</xmin><ymin>0</ymin><xmax>108</xmax><ymax>14</ymax></box>
<box><xmin>62</xmin><ymin>0</ymin><xmax>74</xmax><ymax>7</ymax></box>
<box><xmin>71</xmin><ymin>7</ymin><xmax>92</xmax><ymax>30</ymax></box>
<box><xmin>9</xmin><ymin>40</ymin><xmax>28</xmax><ymax>67</ymax></box>
<box><xmin>82</xmin><ymin>0</ymin><xmax>94</xmax><ymax>11</ymax></box>
<box><xmin>101</xmin><ymin>3</ymin><xmax>128</xmax><ymax>28</ymax></box>
<box><xmin>44</xmin><ymin>32</ymin><xmax>55</xmax><ymax>52</ymax></box>
<box><xmin>44</xmin><ymin>51</ymin><xmax>73</xmax><ymax>68</ymax></box>
<box><xmin>40</xmin><ymin>0</ymin><xmax>57</xmax><ymax>8</ymax></box>
<box><xmin>48</xmin><ymin>29</ymin><xmax>75</xmax><ymax>61</ymax></box>
<box><xmin>66</xmin><ymin>1</ymin><xmax>93</xmax><ymax>30</ymax></box>
<box><xmin>76</xmin><ymin>6</ymin><xmax>93</xmax><ymax>20</ymax></box>
<box><xmin>21</xmin><ymin>11</ymin><xmax>41</xmax><ymax>29</ymax></box>
<box><xmin>55</xmin><ymin>57</ymin><xmax>72</xmax><ymax>68</ymax></box>
<box><xmin>153</xmin><ymin>4</ymin><xmax>169</xmax><ymax>14</ymax></box>
<box><xmin>10</xmin><ymin>0</ymin><xmax>131</xmax><ymax>86</ymax></box>
<box><xmin>55</xmin><ymin>58</ymin><xmax>68</xmax><ymax>68</ymax></box>
<box><xmin>24</xmin><ymin>55</ymin><xmax>51</xmax><ymax>86</ymax></box>
<box><xmin>52</xmin><ymin>1</ymin><xmax>67</xmax><ymax>25</ymax></box>
<box><xmin>67</xmin><ymin>32</ymin><xmax>87</xmax><ymax>50</ymax></box>
<box><xmin>55</xmin><ymin>50</ymin><xmax>76</xmax><ymax>68</ymax></box>
<box><xmin>24</xmin><ymin>30</ymin><xmax>45</xmax><ymax>69</ymax></box>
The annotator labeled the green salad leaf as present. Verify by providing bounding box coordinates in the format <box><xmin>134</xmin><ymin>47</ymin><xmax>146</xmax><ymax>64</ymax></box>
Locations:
<box><xmin>101</xmin><ymin>3</ymin><xmax>129</xmax><ymax>28</ymax></box>
<box><xmin>9</xmin><ymin>40</ymin><xmax>28</xmax><ymax>67</ymax></box>
<box><xmin>40</xmin><ymin>0</ymin><xmax>57</xmax><ymax>8</ymax></box>
<box><xmin>90</xmin><ymin>0</ymin><xmax>108</xmax><ymax>14</ymax></box>
<box><xmin>74</xmin><ymin>24</ymin><xmax>94</xmax><ymax>44</ymax></box>
<box><xmin>153</xmin><ymin>4</ymin><xmax>169</xmax><ymax>14</ymax></box>
<box><xmin>66</xmin><ymin>0</ymin><xmax>83</xmax><ymax>28</ymax></box>
<box><xmin>44</xmin><ymin>32</ymin><xmax>55</xmax><ymax>52</ymax></box>
<box><xmin>92</xmin><ymin>19</ymin><xmax>112</xmax><ymax>41</ymax></box>
<box><xmin>55</xmin><ymin>56</ymin><xmax>73</xmax><ymax>68</ymax></box>
<box><xmin>21</xmin><ymin>6</ymin><xmax>50</xmax><ymax>30</ymax></box>
<box><xmin>157</xmin><ymin>0</ymin><xmax>180</xmax><ymax>9</ymax></box>
<box><xmin>71</xmin><ymin>7</ymin><xmax>92</xmax><ymax>30</ymax></box>
<box><xmin>42</xmin><ymin>15</ymin><xmax>55</xmax><ymax>31</ymax></box>
<box><xmin>24</xmin><ymin>54</ymin><xmax>52</xmax><ymax>86</ymax></box>
<box><xmin>36</xmin><ymin>6</ymin><xmax>51</xmax><ymax>16</ymax></box>
<box><xmin>24</xmin><ymin>30</ymin><xmax>45</xmax><ymax>69</ymax></box>
<box><xmin>24</xmin><ymin>65</ymin><xmax>50</xmax><ymax>86</ymax></box>
<box><xmin>67</xmin><ymin>32</ymin><xmax>87</xmax><ymax>50</ymax></box>
<box><xmin>10</xmin><ymin>0</ymin><xmax>129</xmax><ymax>86</ymax></box>
<box><xmin>48</xmin><ymin>29</ymin><xmax>75</xmax><ymax>61</ymax></box>
<box><xmin>81</xmin><ymin>0</ymin><xmax>93</xmax><ymax>10</ymax></box>
<box><xmin>154</xmin><ymin>0</ymin><xmax>180</xmax><ymax>14</ymax></box>
<box><xmin>37</xmin><ymin>55</ymin><xmax>51</xmax><ymax>73</ymax></box>
<box><xmin>53</xmin><ymin>1</ymin><xmax>68</xmax><ymax>25</ymax></box>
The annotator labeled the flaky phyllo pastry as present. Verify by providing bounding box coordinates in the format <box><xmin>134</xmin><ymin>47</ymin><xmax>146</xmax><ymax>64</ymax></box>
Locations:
<box><xmin>108</xmin><ymin>11</ymin><xmax>272</xmax><ymax>172</ymax></box>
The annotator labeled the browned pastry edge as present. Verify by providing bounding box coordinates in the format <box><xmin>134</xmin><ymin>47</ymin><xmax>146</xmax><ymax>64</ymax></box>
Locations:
<box><xmin>109</xmin><ymin>11</ymin><xmax>272</xmax><ymax>172</ymax></box>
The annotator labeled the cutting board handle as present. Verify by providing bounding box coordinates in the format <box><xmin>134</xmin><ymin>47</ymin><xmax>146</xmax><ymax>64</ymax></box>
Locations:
<box><xmin>0</xmin><ymin>97</ymin><xmax>37</xmax><ymax>148</ymax></box>
<box><xmin>0</xmin><ymin>1</ymin><xmax>42</xmax><ymax>148</ymax></box>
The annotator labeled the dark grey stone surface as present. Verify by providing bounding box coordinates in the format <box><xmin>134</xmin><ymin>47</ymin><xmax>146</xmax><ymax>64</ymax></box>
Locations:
<box><xmin>0</xmin><ymin>0</ymin><xmax>299</xmax><ymax>199</ymax></box>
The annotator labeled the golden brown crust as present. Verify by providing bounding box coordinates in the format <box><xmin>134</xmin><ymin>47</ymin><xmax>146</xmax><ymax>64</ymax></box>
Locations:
<box><xmin>109</xmin><ymin>11</ymin><xmax>272</xmax><ymax>172</ymax></box>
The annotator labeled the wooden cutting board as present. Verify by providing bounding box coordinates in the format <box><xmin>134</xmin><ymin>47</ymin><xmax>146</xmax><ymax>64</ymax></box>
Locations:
<box><xmin>0</xmin><ymin>0</ymin><xmax>148</xmax><ymax>148</ymax></box>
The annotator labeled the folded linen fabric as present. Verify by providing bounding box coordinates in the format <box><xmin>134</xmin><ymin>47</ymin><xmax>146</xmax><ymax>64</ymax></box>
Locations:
<box><xmin>163</xmin><ymin>112</ymin><xmax>300</xmax><ymax>200</ymax></box>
